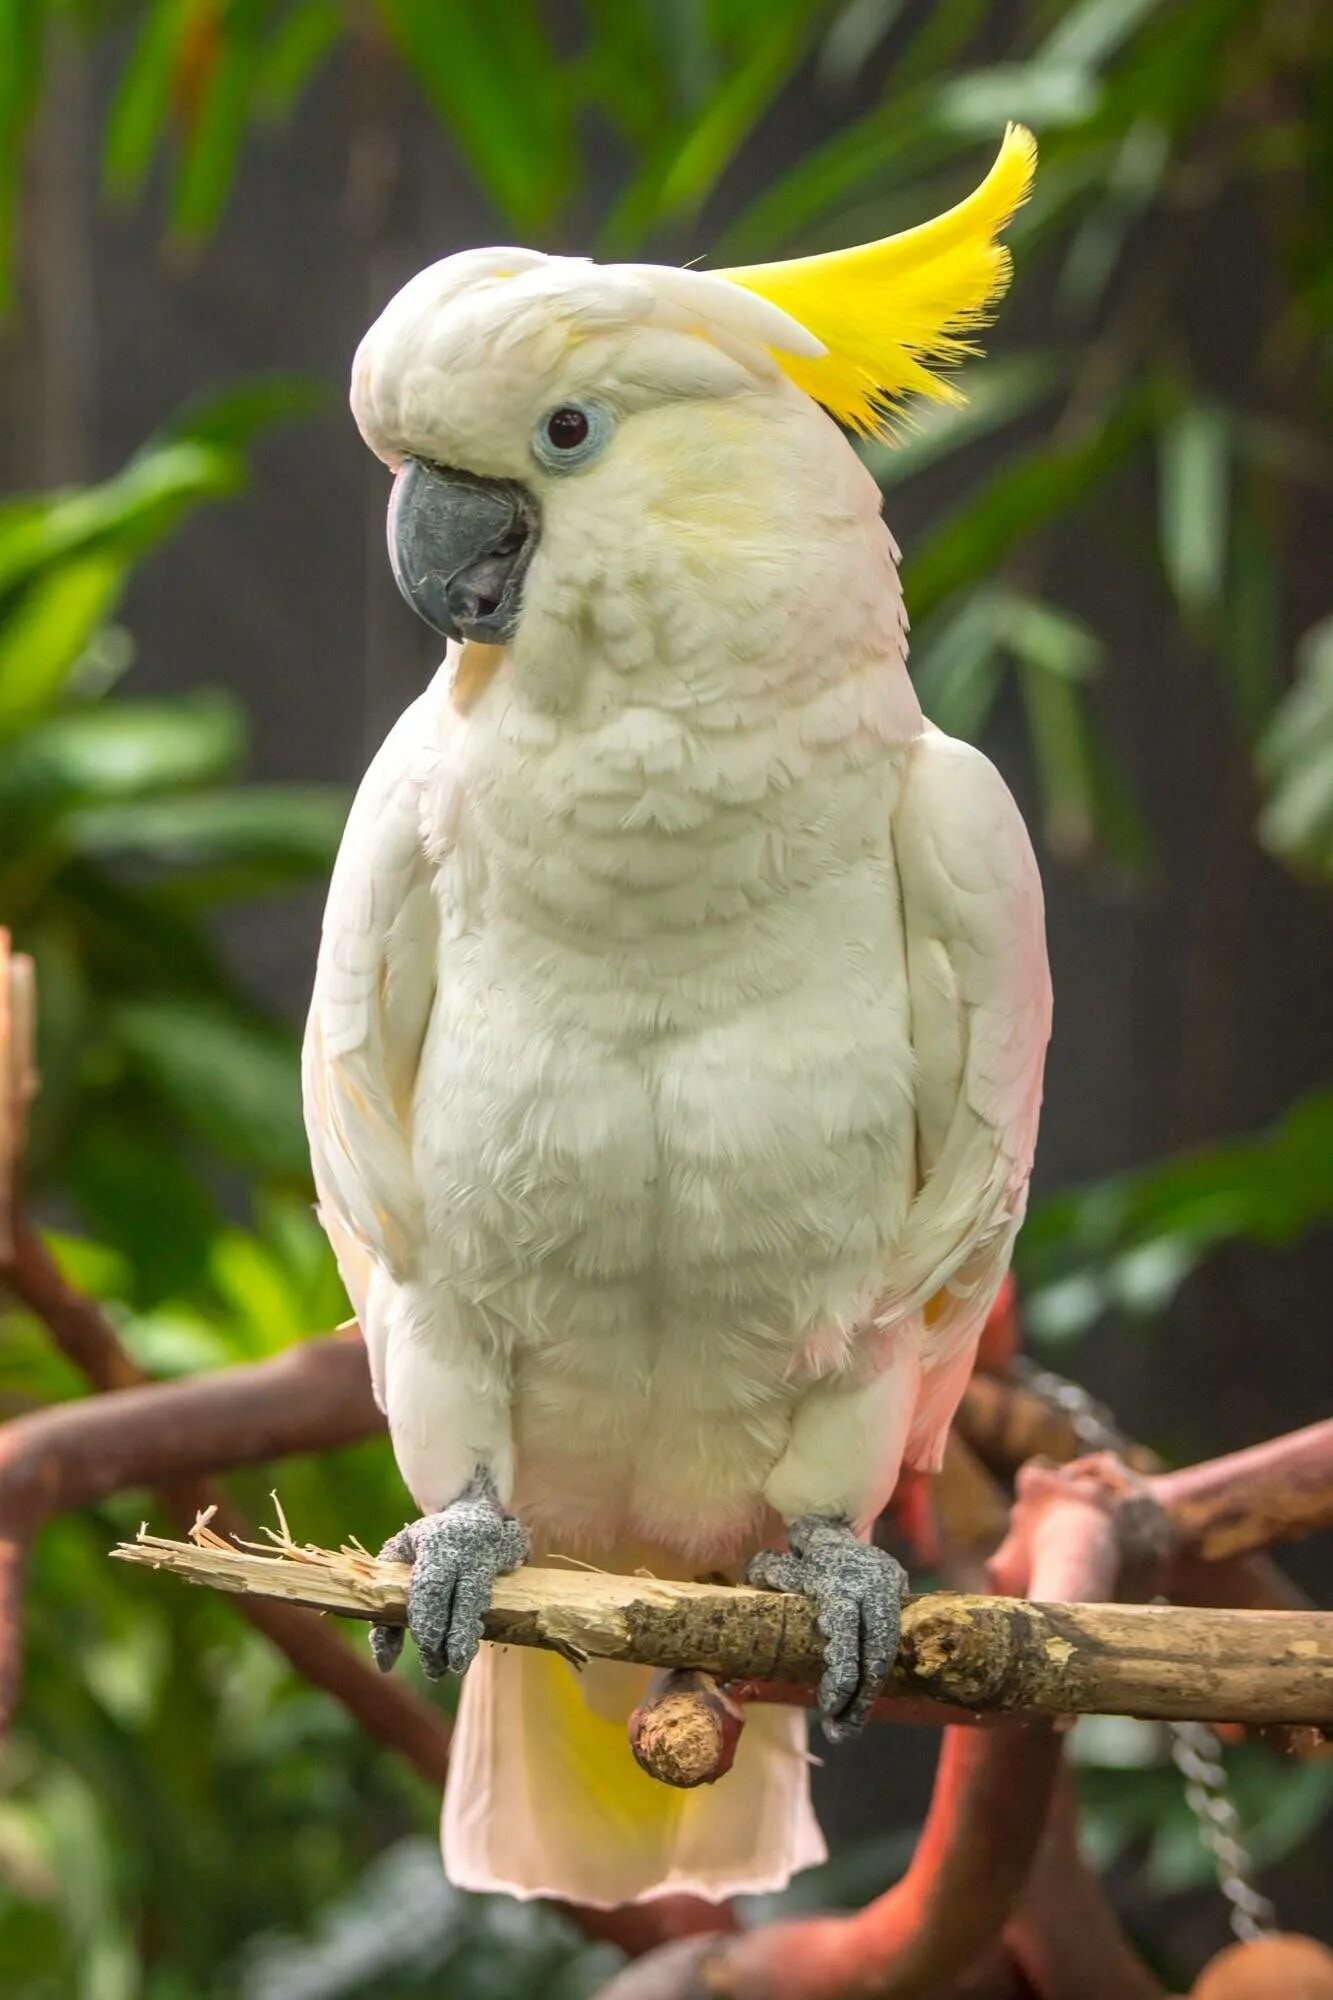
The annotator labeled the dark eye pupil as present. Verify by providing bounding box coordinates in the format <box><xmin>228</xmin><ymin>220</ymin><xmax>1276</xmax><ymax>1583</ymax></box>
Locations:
<box><xmin>546</xmin><ymin>406</ymin><xmax>590</xmax><ymax>450</ymax></box>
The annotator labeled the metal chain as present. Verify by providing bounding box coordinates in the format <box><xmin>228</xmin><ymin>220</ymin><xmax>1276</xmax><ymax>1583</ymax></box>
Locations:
<box><xmin>1014</xmin><ymin>1356</ymin><xmax>1276</xmax><ymax>1940</ymax></box>
<box><xmin>1168</xmin><ymin>1721</ymin><xmax>1277</xmax><ymax>1941</ymax></box>
<box><xmin>1011</xmin><ymin>1354</ymin><xmax>1129</xmax><ymax>1454</ymax></box>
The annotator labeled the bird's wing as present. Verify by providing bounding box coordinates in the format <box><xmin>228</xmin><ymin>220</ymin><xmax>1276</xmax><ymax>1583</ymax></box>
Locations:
<box><xmin>302</xmin><ymin>691</ymin><xmax>443</xmax><ymax>1392</ymax></box>
<box><xmin>886</xmin><ymin>725</ymin><xmax>1052</xmax><ymax>1465</ymax></box>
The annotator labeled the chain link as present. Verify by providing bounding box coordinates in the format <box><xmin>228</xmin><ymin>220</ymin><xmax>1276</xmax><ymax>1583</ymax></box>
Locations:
<box><xmin>1011</xmin><ymin>1354</ymin><xmax>1129</xmax><ymax>1454</ymax></box>
<box><xmin>1167</xmin><ymin>1720</ymin><xmax>1277</xmax><ymax>1940</ymax></box>
<box><xmin>1014</xmin><ymin>1356</ymin><xmax>1276</xmax><ymax>1939</ymax></box>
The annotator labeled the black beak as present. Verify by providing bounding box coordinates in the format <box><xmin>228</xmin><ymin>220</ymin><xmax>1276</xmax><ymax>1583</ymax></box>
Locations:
<box><xmin>387</xmin><ymin>459</ymin><xmax>539</xmax><ymax>645</ymax></box>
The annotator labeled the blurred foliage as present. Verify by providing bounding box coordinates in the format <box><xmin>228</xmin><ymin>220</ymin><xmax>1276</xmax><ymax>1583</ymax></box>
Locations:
<box><xmin>1017</xmin><ymin>1086</ymin><xmax>1333</xmax><ymax>1345</ymax></box>
<box><xmin>1</xmin><ymin>0</ymin><xmax>1331</xmax><ymax>1995</ymax></box>
<box><xmin>0</xmin><ymin>380</ymin><xmax>345</xmax><ymax>1303</ymax></box>
<box><xmin>1</xmin><ymin>0</ymin><xmax>1327</xmax><ymax>867</ymax></box>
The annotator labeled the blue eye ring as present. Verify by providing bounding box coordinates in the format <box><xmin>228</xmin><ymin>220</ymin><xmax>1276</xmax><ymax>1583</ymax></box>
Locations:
<box><xmin>532</xmin><ymin>400</ymin><xmax>614</xmax><ymax>474</ymax></box>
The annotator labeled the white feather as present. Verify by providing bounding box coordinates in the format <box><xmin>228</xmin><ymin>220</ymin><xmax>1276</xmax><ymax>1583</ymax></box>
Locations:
<box><xmin>305</xmin><ymin>266</ymin><xmax>1050</xmax><ymax>1903</ymax></box>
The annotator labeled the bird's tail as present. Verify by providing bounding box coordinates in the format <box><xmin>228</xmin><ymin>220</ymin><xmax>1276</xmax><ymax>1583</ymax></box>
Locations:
<box><xmin>442</xmin><ymin>1638</ymin><xmax>824</xmax><ymax>1908</ymax></box>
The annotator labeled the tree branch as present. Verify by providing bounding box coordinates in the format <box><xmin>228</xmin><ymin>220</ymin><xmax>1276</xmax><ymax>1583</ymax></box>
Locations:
<box><xmin>0</xmin><ymin>1321</ymin><xmax>384</xmax><ymax>1734</ymax></box>
<box><xmin>2</xmin><ymin>1217</ymin><xmax>171</xmax><ymax>1391</ymax></box>
<box><xmin>112</xmin><ymin>1525</ymin><xmax>1333</xmax><ymax>1728</ymax></box>
<box><xmin>0</xmin><ymin>1312</ymin><xmax>1318</xmax><ymax>1581</ymax></box>
<box><xmin>594</xmin><ymin>1429</ymin><xmax>1123</xmax><ymax>2000</ymax></box>
<box><xmin>0</xmin><ymin>1226</ymin><xmax>444</xmax><ymax>1783</ymax></box>
<box><xmin>1152</xmin><ymin>1419</ymin><xmax>1333</xmax><ymax>1561</ymax></box>
<box><xmin>0</xmin><ymin>1234</ymin><xmax>731</xmax><ymax>1958</ymax></box>
<box><xmin>957</xmin><ymin>1370</ymin><xmax>1312</xmax><ymax>1614</ymax></box>
<box><xmin>1002</xmin><ymin>1773</ymin><xmax>1166</xmax><ymax>2000</ymax></box>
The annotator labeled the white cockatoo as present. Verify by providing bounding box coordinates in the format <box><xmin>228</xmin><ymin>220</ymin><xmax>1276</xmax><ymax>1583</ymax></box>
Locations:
<box><xmin>303</xmin><ymin>125</ymin><xmax>1051</xmax><ymax>1909</ymax></box>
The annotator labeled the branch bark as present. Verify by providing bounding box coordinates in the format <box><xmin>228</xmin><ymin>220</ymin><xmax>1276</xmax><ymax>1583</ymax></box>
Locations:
<box><xmin>1152</xmin><ymin>1419</ymin><xmax>1333</xmax><ymax>1561</ymax></box>
<box><xmin>0</xmin><ymin>1240</ymin><xmax>730</xmax><ymax>1958</ymax></box>
<box><xmin>957</xmin><ymin>1371</ymin><xmax>1312</xmax><ymax>1613</ymax></box>
<box><xmin>595</xmin><ymin>1417</ymin><xmax>1126</xmax><ymax>2000</ymax></box>
<box><xmin>0</xmin><ymin>1310</ymin><xmax>1318</xmax><ymax>1580</ymax></box>
<box><xmin>113</xmin><ymin>1528</ymin><xmax>1333</xmax><ymax>1728</ymax></box>
<box><xmin>0</xmin><ymin>1297</ymin><xmax>1324</xmax><ymax>1741</ymax></box>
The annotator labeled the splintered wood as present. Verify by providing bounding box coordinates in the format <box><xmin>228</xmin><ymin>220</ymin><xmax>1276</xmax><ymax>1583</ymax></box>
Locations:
<box><xmin>0</xmin><ymin>932</ymin><xmax>37</xmax><ymax>1264</ymax></box>
<box><xmin>112</xmin><ymin>1513</ymin><xmax>1333</xmax><ymax>1728</ymax></box>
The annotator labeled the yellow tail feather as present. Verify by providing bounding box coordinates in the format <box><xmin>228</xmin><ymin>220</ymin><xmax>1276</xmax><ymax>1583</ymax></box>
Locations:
<box><xmin>443</xmin><ymin>1644</ymin><xmax>826</xmax><ymax>1906</ymax></box>
<box><xmin>718</xmin><ymin>123</ymin><xmax>1037</xmax><ymax>435</ymax></box>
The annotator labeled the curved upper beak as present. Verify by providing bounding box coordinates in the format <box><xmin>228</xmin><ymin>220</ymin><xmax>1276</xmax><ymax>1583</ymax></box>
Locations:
<box><xmin>387</xmin><ymin>459</ymin><xmax>539</xmax><ymax>645</ymax></box>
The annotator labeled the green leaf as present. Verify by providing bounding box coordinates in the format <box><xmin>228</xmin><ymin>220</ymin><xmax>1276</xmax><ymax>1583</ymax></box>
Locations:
<box><xmin>934</xmin><ymin>63</ymin><xmax>1101</xmax><ymax>135</ymax></box>
<box><xmin>878</xmin><ymin>0</ymin><xmax>992</xmax><ymax>95</ymax></box>
<box><xmin>902</xmin><ymin>392</ymin><xmax>1150</xmax><ymax>623</ymax></box>
<box><xmin>576</xmin><ymin>0</ymin><xmax>675</xmax><ymax>145</ymax></box>
<box><xmin>817</xmin><ymin>0</ymin><xmax>907</xmax><ymax>88</ymax></box>
<box><xmin>1257</xmin><ymin>614</ymin><xmax>1333</xmax><ymax>881</ymax></box>
<box><xmin>110</xmin><ymin>997</ymin><xmax>308</xmax><ymax>1178</ymax></box>
<box><xmin>1008</xmin><ymin>615</ymin><xmax>1148</xmax><ymax>871</ymax></box>
<box><xmin>864</xmin><ymin>353</ymin><xmax>1059</xmax><ymax>492</ymax></box>
<box><xmin>208</xmin><ymin>1227</ymin><xmax>317</xmax><ymax>1354</ymax></box>
<box><xmin>51</xmin><ymin>860</ymin><xmax>239</xmax><ymax>1004</ymax></box>
<box><xmin>67</xmin><ymin>784</ymin><xmax>348</xmax><ymax>879</ymax></box>
<box><xmin>997</xmin><ymin>588</ymin><xmax>1103</xmax><ymax>683</ymax></box>
<box><xmin>1157</xmin><ymin>403</ymin><xmax>1230</xmax><ymax>616</ymax></box>
<box><xmin>0</xmin><ymin>552</ymin><xmax>128</xmax><ymax>739</ymax></box>
<box><xmin>1020</xmin><ymin>1090</ymin><xmax>1333</xmax><ymax>1346</ymax></box>
<box><xmin>715</xmin><ymin>57</ymin><xmax>1096</xmax><ymax>262</ymax></box>
<box><xmin>1016</xmin><ymin>655</ymin><xmax>1098</xmax><ymax>860</ymax></box>
<box><xmin>599</xmin><ymin>0</ymin><xmax>824</xmax><ymax>251</ymax></box>
<box><xmin>378</xmin><ymin>0</ymin><xmax>576</xmax><ymax>232</ymax></box>
<box><xmin>254</xmin><ymin>0</ymin><xmax>342</xmax><ymax>122</ymax></box>
<box><xmin>102</xmin><ymin>0</ymin><xmax>196</xmax><ymax>202</ymax></box>
<box><xmin>171</xmin><ymin>2</ymin><xmax>264</xmax><ymax>240</ymax></box>
<box><xmin>1039</xmin><ymin>0</ymin><xmax>1167</xmax><ymax>70</ymax></box>
<box><xmin>1056</xmin><ymin>118</ymin><xmax>1168</xmax><ymax>316</ymax></box>
<box><xmin>0</xmin><ymin>693</ymin><xmax>246</xmax><ymax>811</ymax></box>
<box><xmin>1220</xmin><ymin>478</ymin><xmax>1280</xmax><ymax>739</ymax></box>
<box><xmin>156</xmin><ymin>372</ymin><xmax>325</xmax><ymax>449</ymax></box>
<box><xmin>908</xmin><ymin>591</ymin><xmax>1005</xmax><ymax>742</ymax></box>
<box><xmin>20</xmin><ymin>918</ymin><xmax>90</xmax><ymax>1177</ymax></box>
<box><xmin>0</xmin><ymin>438</ymin><xmax>243</xmax><ymax>600</ymax></box>
<box><xmin>63</xmin><ymin>1111</ymin><xmax>221</xmax><ymax>1305</ymax></box>
<box><xmin>0</xmin><ymin>0</ymin><xmax>42</xmax><ymax>316</ymax></box>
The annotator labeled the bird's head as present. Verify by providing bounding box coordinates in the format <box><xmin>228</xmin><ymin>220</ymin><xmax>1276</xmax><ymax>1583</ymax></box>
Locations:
<box><xmin>351</xmin><ymin>127</ymin><xmax>1035</xmax><ymax>707</ymax></box>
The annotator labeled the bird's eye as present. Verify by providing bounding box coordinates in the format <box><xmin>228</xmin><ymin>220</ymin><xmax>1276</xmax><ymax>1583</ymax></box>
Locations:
<box><xmin>532</xmin><ymin>400</ymin><xmax>613</xmax><ymax>474</ymax></box>
<box><xmin>545</xmin><ymin>407</ymin><xmax>589</xmax><ymax>450</ymax></box>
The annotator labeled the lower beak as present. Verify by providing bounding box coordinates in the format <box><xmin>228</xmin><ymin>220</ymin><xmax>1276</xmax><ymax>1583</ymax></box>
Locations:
<box><xmin>387</xmin><ymin>459</ymin><xmax>538</xmax><ymax>645</ymax></box>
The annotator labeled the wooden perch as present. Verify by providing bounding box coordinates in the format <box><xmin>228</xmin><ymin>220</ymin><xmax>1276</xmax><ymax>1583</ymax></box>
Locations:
<box><xmin>113</xmin><ymin>1521</ymin><xmax>1333</xmax><ymax>1728</ymax></box>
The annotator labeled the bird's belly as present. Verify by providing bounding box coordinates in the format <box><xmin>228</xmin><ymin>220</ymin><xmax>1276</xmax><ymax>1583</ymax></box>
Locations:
<box><xmin>413</xmin><ymin>963</ymin><xmax>917</xmax><ymax>1556</ymax></box>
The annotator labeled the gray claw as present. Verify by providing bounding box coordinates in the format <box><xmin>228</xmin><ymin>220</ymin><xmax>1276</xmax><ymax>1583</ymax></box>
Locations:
<box><xmin>371</xmin><ymin>1471</ymin><xmax>528</xmax><ymax>1681</ymax></box>
<box><xmin>745</xmin><ymin>1516</ymin><xmax>906</xmax><ymax>1739</ymax></box>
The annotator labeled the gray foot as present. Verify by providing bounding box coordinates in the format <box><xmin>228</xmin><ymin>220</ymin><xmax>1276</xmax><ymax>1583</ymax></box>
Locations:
<box><xmin>371</xmin><ymin>1470</ymin><xmax>528</xmax><ymax>1680</ymax></box>
<box><xmin>746</xmin><ymin>1517</ymin><xmax>906</xmax><ymax>1741</ymax></box>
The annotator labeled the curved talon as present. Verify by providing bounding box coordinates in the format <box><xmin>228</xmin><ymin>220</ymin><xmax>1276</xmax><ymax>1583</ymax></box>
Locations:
<box><xmin>745</xmin><ymin>1516</ymin><xmax>906</xmax><ymax>1739</ymax></box>
<box><xmin>370</xmin><ymin>1524</ymin><xmax>414</xmax><ymax>1672</ymax></box>
<box><xmin>370</xmin><ymin>1473</ymin><xmax>529</xmax><ymax>1681</ymax></box>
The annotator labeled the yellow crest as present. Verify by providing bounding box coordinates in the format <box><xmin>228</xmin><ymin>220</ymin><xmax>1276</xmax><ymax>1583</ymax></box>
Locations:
<box><xmin>718</xmin><ymin>124</ymin><xmax>1036</xmax><ymax>436</ymax></box>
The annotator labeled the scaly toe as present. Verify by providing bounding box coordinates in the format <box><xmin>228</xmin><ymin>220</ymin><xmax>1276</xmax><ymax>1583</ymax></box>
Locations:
<box><xmin>369</xmin><ymin>1525</ymin><xmax>416</xmax><ymax>1674</ymax></box>
<box><xmin>743</xmin><ymin>1548</ymin><xmax>804</xmax><ymax>1595</ymax></box>
<box><xmin>369</xmin><ymin>1622</ymin><xmax>405</xmax><ymax>1674</ymax></box>
<box><xmin>380</xmin><ymin>1478</ymin><xmax>530</xmax><ymax>1682</ymax></box>
<box><xmin>755</xmin><ymin>1517</ymin><xmax>907</xmax><ymax>1738</ymax></box>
